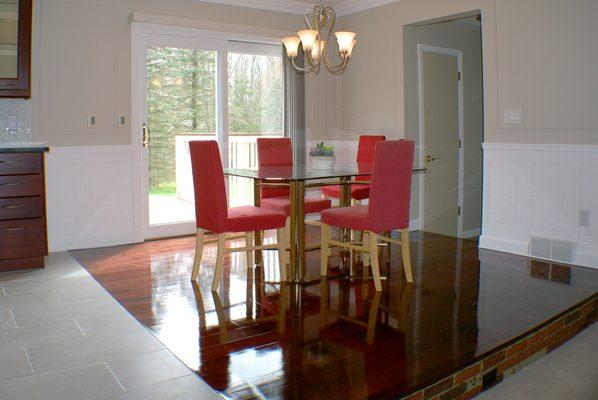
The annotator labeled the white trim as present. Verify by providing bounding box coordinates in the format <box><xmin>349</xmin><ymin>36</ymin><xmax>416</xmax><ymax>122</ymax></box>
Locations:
<box><xmin>193</xmin><ymin>0</ymin><xmax>310</xmax><ymax>15</ymax></box>
<box><xmin>462</xmin><ymin>228</ymin><xmax>481</xmax><ymax>238</ymax></box>
<box><xmin>336</xmin><ymin>0</ymin><xmax>401</xmax><ymax>16</ymax></box>
<box><xmin>483</xmin><ymin>143</ymin><xmax>598</xmax><ymax>153</ymax></box>
<box><xmin>417</xmin><ymin>44</ymin><xmax>465</xmax><ymax>237</ymax></box>
<box><xmin>192</xmin><ymin>0</ymin><xmax>402</xmax><ymax>16</ymax></box>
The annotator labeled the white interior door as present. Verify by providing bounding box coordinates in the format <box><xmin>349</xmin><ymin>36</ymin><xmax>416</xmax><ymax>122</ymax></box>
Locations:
<box><xmin>420</xmin><ymin>45</ymin><xmax>463</xmax><ymax>237</ymax></box>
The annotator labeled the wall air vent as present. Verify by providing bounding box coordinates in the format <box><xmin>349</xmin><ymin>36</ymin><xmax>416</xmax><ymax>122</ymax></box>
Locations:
<box><xmin>529</xmin><ymin>236</ymin><xmax>575</xmax><ymax>264</ymax></box>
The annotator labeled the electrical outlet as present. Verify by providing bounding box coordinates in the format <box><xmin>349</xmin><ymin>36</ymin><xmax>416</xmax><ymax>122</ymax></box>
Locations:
<box><xmin>118</xmin><ymin>116</ymin><xmax>126</xmax><ymax>127</ymax></box>
<box><xmin>88</xmin><ymin>114</ymin><xmax>96</xmax><ymax>128</ymax></box>
<box><xmin>466</xmin><ymin>375</ymin><xmax>482</xmax><ymax>392</ymax></box>
<box><xmin>504</xmin><ymin>109</ymin><xmax>523</xmax><ymax>124</ymax></box>
<box><xmin>579</xmin><ymin>209</ymin><xmax>590</xmax><ymax>227</ymax></box>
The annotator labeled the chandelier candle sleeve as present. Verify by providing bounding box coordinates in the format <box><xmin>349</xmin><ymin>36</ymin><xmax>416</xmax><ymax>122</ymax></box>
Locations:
<box><xmin>282</xmin><ymin>37</ymin><xmax>301</xmax><ymax>58</ymax></box>
<box><xmin>335</xmin><ymin>32</ymin><xmax>356</xmax><ymax>54</ymax></box>
<box><xmin>298</xmin><ymin>30</ymin><xmax>318</xmax><ymax>51</ymax></box>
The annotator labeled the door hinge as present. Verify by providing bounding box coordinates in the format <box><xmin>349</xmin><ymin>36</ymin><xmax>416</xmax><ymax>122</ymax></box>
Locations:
<box><xmin>457</xmin><ymin>206</ymin><xmax>462</xmax><ymax>216</ymax></box>
<box><xmin>457</xmin><ymin>71</ymin><xmax>461</xmax><ymax>81</ymax></box>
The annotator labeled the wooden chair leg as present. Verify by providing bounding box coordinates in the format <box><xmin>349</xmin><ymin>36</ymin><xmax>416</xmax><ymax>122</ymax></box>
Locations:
<box><xmin>245</xmin><ymin>231</ymin><xmax>254</xmax><ymax>269</ymax></box>
<box><xmin>211</xmin><ymin>234</ymin><xmax>226</xmax><ymax>292</ymax></box>
<box><xmin>400</xmin><ymin>229</ymin><xmax>414</xmax><ymax>283</ymax></box>
<box><xmin>284</xmin><ymin>217</ymin><xmax>291</xmax><ymax>264</ymax></box>
<box><xmin>320</xmin><ymin>223</ymin><xmax>331</xmax><ymax>276</ymax></box>
<box><xmin>362</xmin><ymin>230</ymin><xmax>370</xmax><ymax>269</ymax></box>
<box><xmin>276</xmin><ymin>228</ymin><xmax>287</xmax><ymax>282</ymax></box>
<box><xmin>368</xmin><ymin>232</ymin><xmax>382</xmax><ymax>292</ymax></box>
<box><xmin>191</xmin><ymin>228</ymin><xmax>205</xmax><ymax>281</ymax></box>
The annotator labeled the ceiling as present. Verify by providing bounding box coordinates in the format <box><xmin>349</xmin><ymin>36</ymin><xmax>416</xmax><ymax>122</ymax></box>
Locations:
<box><xmin>196</xmin><ymin>0</ymin><xmax>401</xmax><ymax>17</ymax></box>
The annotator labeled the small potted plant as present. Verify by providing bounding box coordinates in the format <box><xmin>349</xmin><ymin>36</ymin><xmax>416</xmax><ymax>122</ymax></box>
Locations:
<box><xmin>309</xmin><ymin>142</ymin><xmax>335</xmax><ymax>169</ymax></box>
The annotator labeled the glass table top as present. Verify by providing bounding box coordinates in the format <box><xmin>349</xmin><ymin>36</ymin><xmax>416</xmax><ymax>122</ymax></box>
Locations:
<box><xmin>225</xmin><ymin>163</ymin><xmax>426</xmax><ymax>181</ymax></box>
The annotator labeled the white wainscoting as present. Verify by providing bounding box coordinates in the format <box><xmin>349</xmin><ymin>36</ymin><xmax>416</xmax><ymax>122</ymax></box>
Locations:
<box><xmin>45</xmin><ymin>145</ymin><xmax>136</xmax><ymax>252</ymax></box>
<box><xmin>480</xmin><ymin>143</ymin><xmax>598</xmax><ymax>269</ymax></box>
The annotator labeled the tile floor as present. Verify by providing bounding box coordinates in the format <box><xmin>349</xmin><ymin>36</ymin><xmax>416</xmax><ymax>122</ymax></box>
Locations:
<box><xmin>0</xmin><ymin>252</ymin><xmax>221</xmax><ymax>400</ymax></box>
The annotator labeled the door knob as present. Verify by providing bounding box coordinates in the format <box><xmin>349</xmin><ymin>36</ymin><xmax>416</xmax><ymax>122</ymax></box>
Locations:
<box><xmin>425</xmin><ymin>155</ymin><xmax>439</xmax><ymax>163</ymax></box>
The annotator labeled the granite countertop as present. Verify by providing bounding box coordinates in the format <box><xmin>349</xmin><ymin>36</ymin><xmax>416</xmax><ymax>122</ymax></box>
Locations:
<box><xmin>0</xmin><ymin>141</ymin><xmax>50</xmax><ymax>153</ymax></box>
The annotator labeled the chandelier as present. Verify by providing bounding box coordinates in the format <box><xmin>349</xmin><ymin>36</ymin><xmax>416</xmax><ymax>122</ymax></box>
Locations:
<box><xmin>282</xmin><ymin>4</ymin><xmax>356</xmax><ymax>75</ymax></box>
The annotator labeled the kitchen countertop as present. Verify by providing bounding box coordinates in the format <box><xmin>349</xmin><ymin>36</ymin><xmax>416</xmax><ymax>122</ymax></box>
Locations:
<box><xmin>0</xmin><ymin>141</ymin><xmax>50</xmax><ymax>153</ymax></box>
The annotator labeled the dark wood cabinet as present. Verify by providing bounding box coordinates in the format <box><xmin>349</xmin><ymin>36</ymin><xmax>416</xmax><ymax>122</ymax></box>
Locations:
<box><xmin>0</xmin><ymin>0</ymin><xmax>32</xmax><ymax>98</ymax></box>
<box><xmin>0</xmin><ymin>148</ymin><xmax>48</xmax><ymax>271</ymax></box>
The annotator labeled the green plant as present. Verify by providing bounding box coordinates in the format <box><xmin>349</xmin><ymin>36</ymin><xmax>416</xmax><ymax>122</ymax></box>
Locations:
<box><xmin>309</xmin><ymin>142</ymin><xmax>334</xmax><ymax>157</ymax></box>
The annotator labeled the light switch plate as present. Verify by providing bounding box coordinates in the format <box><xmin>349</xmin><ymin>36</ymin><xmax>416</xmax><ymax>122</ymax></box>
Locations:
<box><xmin>88</xmin><ymin>114</ymin><xmax>96</xmax><ymax>128</ymax></box>
<box><xmin>504</xmin><ymin>109</ymin><xmax>523</xmax><ymax>124</ymax></box>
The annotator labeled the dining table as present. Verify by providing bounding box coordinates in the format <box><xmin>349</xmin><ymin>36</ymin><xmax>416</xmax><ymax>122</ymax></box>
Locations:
<box><xmin>224</xmin><ymin>163</ymin><xmax>426</xmax><ymax>283</ymax></box>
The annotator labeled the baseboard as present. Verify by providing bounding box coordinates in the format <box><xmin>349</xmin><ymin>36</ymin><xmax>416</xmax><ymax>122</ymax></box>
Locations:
<box><xmin>479</xmin><ymin>234</ymin><xmax>598</xmax><ymax>269</ymax></box>
<box><xmin>462</xmin><ymin>228</ymin><xmax>481</xmax><ymax>238</ymax></box>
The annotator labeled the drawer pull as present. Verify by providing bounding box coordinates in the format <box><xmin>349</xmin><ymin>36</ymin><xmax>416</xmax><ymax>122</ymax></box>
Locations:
<box><xmin>0</xmin><ymin>183</ymin><xmax>21</xmax><ymax>187</ymax></box>
<box><xmin>0</xmin><ymin>160</ymin><xmax>20</xmax><ymax>164</ymax></box>
<box><xmin>1</xmin><ymin>205</ymin><xmax>22</xmax><ymax>209</ymax></box>
<box><xmin>4</xmin><ymin>227</ymin><xmax>25</xmax><ymax>231</ymax></box>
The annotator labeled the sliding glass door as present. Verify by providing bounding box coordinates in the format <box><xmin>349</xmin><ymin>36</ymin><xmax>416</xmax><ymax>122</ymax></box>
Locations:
<box><xmin>227</xmin><ymin>42</ymin><xmax>284</xmax><ymax>207</ymax></box>
<box><xmin>132</xmin><ymin>25</ymin><xmax>284</xmax><ymax>239</ymax></box>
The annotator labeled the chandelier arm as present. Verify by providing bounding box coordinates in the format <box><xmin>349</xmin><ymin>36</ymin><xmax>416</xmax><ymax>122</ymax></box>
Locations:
<box><xmin>291</xmin><ymin>57</ymin><xmax>316</xmax><ymax>73</ymax></box>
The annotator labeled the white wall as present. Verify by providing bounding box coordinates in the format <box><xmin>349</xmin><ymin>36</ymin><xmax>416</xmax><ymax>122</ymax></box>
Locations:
<box><xmin>29</xmin><ymin>0</ymin><xmax>299</xmax><ymax>147</ymax></box>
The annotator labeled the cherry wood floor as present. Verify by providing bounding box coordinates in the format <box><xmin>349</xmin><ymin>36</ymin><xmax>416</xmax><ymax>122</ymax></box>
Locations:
<box><xmin>71</xmin><ymin>230</ymin><xmax>598</xmax><ymax>399</ymax></box>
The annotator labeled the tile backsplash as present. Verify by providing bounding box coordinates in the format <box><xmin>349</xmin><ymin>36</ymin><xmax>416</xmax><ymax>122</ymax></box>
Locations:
<box><xmin>0</xmin><ymin>99</ymin><xmax>32</xmax><ymax>141</ymax></box>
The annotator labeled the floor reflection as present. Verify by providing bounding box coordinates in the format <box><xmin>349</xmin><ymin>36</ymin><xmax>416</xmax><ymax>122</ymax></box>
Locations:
<box><xmin>71</xmin><ymin>230</ymin><xmax>598</xmax><ymax>399</ymax></box>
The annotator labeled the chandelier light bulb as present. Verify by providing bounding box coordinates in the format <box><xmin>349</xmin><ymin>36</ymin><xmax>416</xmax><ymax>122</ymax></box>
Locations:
<box><xmin>297</xmin><ymin>29</ymin><xmax>318</xmax><ymax>51</ymax></box>
<box><xmin>282</xmin><ymin>36</ymin><xmax>301</xmax><ymax>58</ymax></box>
<box><xmin>335</xmin><ymin>31</ymin><xmax>356</xmax><ymax>54</ymax></box>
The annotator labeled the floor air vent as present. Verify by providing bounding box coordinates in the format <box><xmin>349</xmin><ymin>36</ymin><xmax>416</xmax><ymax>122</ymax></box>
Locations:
<box><xmin>529</xmin><ymin>236</ymin><xmax>575</xmax><ymax>264</ymax></box>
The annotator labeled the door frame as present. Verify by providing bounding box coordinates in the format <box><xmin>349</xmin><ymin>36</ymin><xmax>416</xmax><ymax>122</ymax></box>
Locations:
<box><xmin>417</xmin><ymin>44</ymin><xmax>464</xmax><ymax>237</ymax></box>
<box><xmin>131</xmin><ymin>22</ymin><xmax>282</xmax><ymax>241</ymax></box>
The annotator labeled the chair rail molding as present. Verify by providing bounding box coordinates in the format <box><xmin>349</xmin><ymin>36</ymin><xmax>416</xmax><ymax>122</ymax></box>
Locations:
<box><xmin>45</xmin><ymin>145</ymin><xmax>136</xmax><ymax>252</ymax></box>
<box><xmin>480</xmin><ymin>142</ymin><xmax>598</xmax><ymax>269</ymax></box>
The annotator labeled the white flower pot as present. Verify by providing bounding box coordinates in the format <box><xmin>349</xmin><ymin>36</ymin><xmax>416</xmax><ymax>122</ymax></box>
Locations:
<box><xmin>310</xmin><ymin>155</ymin><xmax>335</xmax><ymax>169</ymax></box>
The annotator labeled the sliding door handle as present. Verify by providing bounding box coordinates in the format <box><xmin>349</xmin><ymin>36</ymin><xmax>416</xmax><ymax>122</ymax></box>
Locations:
<box><xmin>142</xmin><ymin>123</ymin><xmax>151</xmax><ymax>147</ymax></box>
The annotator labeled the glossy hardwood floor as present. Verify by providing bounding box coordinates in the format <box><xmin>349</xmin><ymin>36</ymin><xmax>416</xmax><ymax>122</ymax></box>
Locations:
<box><xmin>71</xmin><ymin>230</ymin><xmax>598</xmax><ymax>399</ymax></box>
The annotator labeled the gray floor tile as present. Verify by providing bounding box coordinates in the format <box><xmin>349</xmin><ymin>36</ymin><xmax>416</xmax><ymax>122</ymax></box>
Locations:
<box><xmin>91</xmin><ymin>374</ymin><xmax>222</xmax><ymax>400</ymax></box>
<box><xmin>11</xmin><ymin>296</ymin><xmax>123</xmax><ymax>327</ymax></box>
<box><xmin>478</xmin><ymin>323</ymin><xmax>598</xmax><ymax>400</ymax></box>
<box><xmin>0</xmin><ymin>362</ymin><xmax>123</xmax><ymax>400</ymax></box>
<box><xmin>27</xmin><ymin>330</ymin><xmax>164</xmax><ymax>374</ymax></box>
<box><xmin>0</xmin><ymin>348</ymin><xmax>33</xmax><ymax>383</ymax></box>
<box><xmin>75</xmin><ymin>312</ymin><xmax>146</xmax><ymax>339</ymax></box>
<box><xmin>0</xmin><ymin>320</ymin><xmax>84</xmax><ymax>350</ymax></box>
<box><xmin>0</xmin><ymin>290</ymin><xmax>62</xmax><ymax>312</ymax></box>
<box><xmin>2</xmin><ymin>274</ymin><xmax>97</xmax><ymax>297</ymax></box>
<box><xmin>106</xmin><ymin>349</ymin><xmax>192</xmax><ymax>391</ymax></box>
<box><xmin>55</xmin><ymin>279</ymin><xmax>111</xmax><ymax>303</ymax></box>
<box><xmin>0</xmin><ymin>310</ymin><xmax>15</xmax><ymax>331</ymax></box>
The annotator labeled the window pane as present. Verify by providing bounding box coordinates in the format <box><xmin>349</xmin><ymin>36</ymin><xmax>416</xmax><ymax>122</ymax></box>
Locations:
<box><xmin>147</xmin><ymin>46</ymin><xmax>217</xmax><ymax>225</ymax></box>
<box><xmin>227</xmin><ymin>50</ymin><xmax>284</xmax><ymax>206</ymax></box>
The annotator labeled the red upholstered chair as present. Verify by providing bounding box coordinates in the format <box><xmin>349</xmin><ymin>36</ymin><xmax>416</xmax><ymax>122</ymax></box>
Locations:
<box><xmin>320</xmin><ymin>140</ymin><xmax>415</xmax><ymax>291</ymax></box>
<box><xmin>189</xmin><ymin>140</ymin><xmax>287</xmax><ymax>291</ymax></box>
<box><xmin>321</xmin><ymin>135</ymin><xmax>386</xmax><ymax>202</ymax></box>
<box><xmin>257</xmin><ymin>138</ymin><xmax>332</xmax><ymax>260</ymax></box>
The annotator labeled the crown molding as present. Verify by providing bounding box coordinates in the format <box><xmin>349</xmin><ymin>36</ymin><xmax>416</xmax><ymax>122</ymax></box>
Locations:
<box><xmin>335</xmin><ymin>0</ymin><xmax>401</xmax><ymax>16</ymax></box>
<box><xmin>194</xmin><ymin>0</ymin><xmax>401</xmax><ymax>16</ymax></box>
<box><xmin>195</xmin><ymin>0</ymin><xmax>310</xmax><ymax>15</ymax></box>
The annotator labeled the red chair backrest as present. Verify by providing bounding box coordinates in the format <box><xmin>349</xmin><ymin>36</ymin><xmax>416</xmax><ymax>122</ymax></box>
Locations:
<box><xmin>189</xmin><ymin>140</ymin><xmax>228</xmax><ymax>233</ymax></box>
<box><xmin>356</xmin><ymin>135</ymin><xmax>385</xmax><ymax>182</ymax></box>
<box><xmin>257</xmin><ymin>138</ymin><xmax>292</xmax><ymax>199</ymax></box>
<box><xmin>367</xmin><ymin>140</ymin><xmax>415</xmax><ymax>232</ymax></box>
